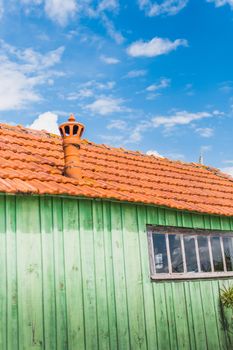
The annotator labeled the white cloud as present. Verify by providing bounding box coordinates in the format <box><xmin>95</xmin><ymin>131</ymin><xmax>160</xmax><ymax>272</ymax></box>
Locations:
<box><xmin>125</xmin><ymin>70</ymin><xmax>147</xmax><ymax>78</ymax></box>
<box><xmin>29</xmin><ymin>111</ymin><xmax>59</xmax><ymax>134</ymax></box>
<box><xmin>107</xmin><ymin>119</ymin><xmax>127</xmax><ymax>130</ymax></box>
<box><xmin>67</xmin><ymin>80</ymin><xmax>115</xmax><ymax>100</ymax></box>
<box><xmin>151</xmin><ymin>110</ymin><xmax>220</xmax><ymax>129</ymax></box>
<box><xmin>84</xmin><ymin>97</ymin><xmax>128</xmax><ymax>115</ymax></box>
<box><xmin>67</xmin><ymin>89</ymin><xmax>94</xmax><ymax>100</ymax></box>
<box><xmin>207</xmin><ymin>0</ymin><xmax>233</xmax><ymax>9</ymax></box>
<box><xmin>45</xmin><ymin>0</ymin><xmax>77</xmax><ymax>25</ymax></box>
<box><xmin>127</xmin><ymin>121</ymin><xmax>150</xmax><ymax>143</ymax></box>
<box><xmin>100</xmin><ymin>55</ymin><xmax>120</xmax><ymax>64</ymax></box>
<box><xmin>21</xmin><ymin>0</ymin><xmax>77</xmax><ymax>25</ymax></box>
<box><xmin>146</xmin><ymin>93</ymin><xmax>161</xmax><ymax>100</ymax></box>
<box><xmin>146</xmin><ymin>150</ymin><xmax>164</xmax><ymax>157</ymax></box>
<box><xmin>100</xmin><ymin>13</ymin><xmax>125</xmax><ymax>44</ymax></box>
<box><xmin>0</xmin><ymin>62</ymin><xmax>41</xmax><ymax>110</ymax></box>
<box><xmin>0</xmin><ymin>40</ymin><xmax>64</xmax><ymax>110</ymax></box>
<box><xmin>67</xmin><ymin>89</ymin><xmax>94</xmax><ymax>101</ymax></box>
<box><xmin>221</xmin><ymin>167</ymin><xmax>233</xmax><ymax>177</ymax></box>
<box><xmin>98</xmin><ymin>0</ymin><xmax>119</xmax><ymax>12</ymax></box>
<box><xmin>146</xmin><ymin>78</ymin><xmax>171</xmax><ymax>91</ymax></box>
<box><xmin>127</xmin><ymin>37</ymin><xmax>188</xmax><ymax>57</ymax></box>
<box><xmin>83</xmin><ymin>80</ymin><xmax>115</xmax><ymax>90</ymax></box>
<box><xmin>21</xmin><ymin>0</ymin><xmax>43</xmax><ymax>4</ymax></box>
<box><xmin>0</xmin><ymin>39</ymin><xmax>64</xmax><ymax>69</ymax></box>
<box><xmin>195</xmin><ymin>127</ymin><xmax>214</xmax><ymax>138</ymax></box>
<box><xmin>20</xmin><ymin>0</ymin><xmax>123</xmax><ymax>43</ymax></box>
<box><xmin>139</xmin><ymin>0</ymin><xmax>188</xmax><ymax>17</ymax></box>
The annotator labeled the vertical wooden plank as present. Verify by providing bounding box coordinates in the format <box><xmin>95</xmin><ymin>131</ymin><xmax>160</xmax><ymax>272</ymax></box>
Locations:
<box><xmin>172</xmin><ymin>282</ymin><xmax>191</xmax><ymax>350</ymax></box>
<box><xmin>200</xmin><ymin>280</ymin><xmax>221</xmax><ymax>349</ymax></box>
<box><xmin>6</xmin><ymin>196</ymin><xmax>19</xmax><ymax>350</ymax></box>
<box><xmin>166</xmin><ymin>208</ymin><xmax>179</xmax><ymax>349</ymax></box>
<box><xmin>165</xmin><ymin>209</ymin><xmax>178</xmax><ymax>227</ymax></box>
<box><xmin>0</xmin><ymin>195</ymin><xmax>7</xmax><ymax>350</ymax></box>
<box><xmin>153</xmin><ymin>283</ymin><xmax>171</xmax><ymax>349</ymax></box>
<box><xmin>183</xmin><ymin>282</ymin><xmax>197</xmax><ymax>350</ymax></box>
<box><xmin>181</xmin><ymin>211</ymin><xmax>194</xmax><ymax>228</ymax></box>
<box><xmin>210</xmin><ymin>216</ymin><xmax>221</xmax><ymax>230</ymax></box>
<box><xmin>172</xmin><ymin>209</ymin><xmax>207</xmax><ymax>349</ymax></box>
<box><xmin>0</xmin><ymin>194</ymin><xmax>6</xmax><ymax>233</ymax></box>
<box><xmin>189</xmin><ymin>214</ymin><xmax>209</xmax><ymax>350</ymax></box>
<box><xmin>79</xmin><ymin>199</ymin><xmax>98</xmax><ymax>350</ymax></box>
<box><xmin>163</xmin><ymin>282</ymin><xmax>178</xmax><ymax>350</ymax></box>
<box><xmin>40</xmin><ymin>197</ymin><xmax>57</xmax><ymax>350</ymax></box>
<box><xmin>188</xmin><ymin>281</ymin><xmax>208</xmax><ymax>350</ymax></box>
<box><xmin>16</xmin><ymin>196</ymin><xmax>44</xmax><ymax>350</ymax></box>
<box><xmin>110</xmin><ymin>202</ymin><xmax>130</xmax><ymax>350</ymax></box>
<box><xmin>102</xmin><ymin>201</ymin><xmax>118</xmax><ymax>349</ymax></box>
<box><xmin>62</xmin><ymin>198</ymin><xmax>85</xmax><ymax>350</ymax></box>
<box><xmin>220</xmin><ymin>217</ymin><xmax>231</xmax><ymax>232</ymax></box>
<box><xmin>210</xmin><ymin>280</ymin><xmax>229</xmax><ymax>350</ymax></box>
<box><xmin>52</xmin><ymin>197</ymin><xmax>68</xmax><ymax>350</ymax></box>
<box><xmin>203</xmin><ymin>215</ymin><xmax>211</xmax><ymax>230</ymax></box>
<box><xmin>146</xmin><ymin>205</ymin><xmax>159</xmax><ymax>225</ymax></box>
<box><xmin>148</xmin><ymin>207</ymin><xmax>171</xmax><ymax>349</ymax></box>
<box><xmin>229</xmin><ymin>217</ymin><xmax>233</xmax><ymax>230</ymax></box>
<box><xmin>137</xmin><ymin>205</ymin><xmax>157</xmax><ymax>350</ymax></box>
<box><xmin>176</xmin><ymin>211</ymin><xmax>183</xmax><ymax>227</ymax></box>
<box><xmin>157</xmin><ymin>207</ymin><xmax>166</xmax><ymax>226</ymax></box>
<box><xmin>121</xmin><ymin>203</ymin><xmax>147</xmax><ymax>350</ymax></box>
<box><xmin>92</xmin><ymin>200</ymin><xmax>110</xmax><ymax>350</ymax></box>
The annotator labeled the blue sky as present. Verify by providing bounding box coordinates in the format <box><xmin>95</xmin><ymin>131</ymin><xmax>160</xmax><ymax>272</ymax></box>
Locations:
<box><xmin>0</xmin><ymin>0</ymin><xmax>233</xmax><ymax>175</ymax></box>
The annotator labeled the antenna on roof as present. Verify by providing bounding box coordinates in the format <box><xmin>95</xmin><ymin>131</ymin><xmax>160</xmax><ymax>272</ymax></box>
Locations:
<box><xmin>199</xmin><ymin>150</ymin><xmax>204</xmax><ymax>165</ymax></box>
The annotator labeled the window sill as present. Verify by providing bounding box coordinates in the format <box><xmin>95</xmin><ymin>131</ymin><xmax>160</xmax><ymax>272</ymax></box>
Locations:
<box><xmin>151</xmin><ymin>272</ymin><xmax>233</xmax><ymax>281</ymax></box>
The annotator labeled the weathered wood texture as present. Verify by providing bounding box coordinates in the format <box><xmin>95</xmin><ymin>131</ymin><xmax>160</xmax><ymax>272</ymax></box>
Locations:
<box><xmin>0</xmin><ymin>194</ymin><xmax>233</xmax><ymax>350</ymax></box>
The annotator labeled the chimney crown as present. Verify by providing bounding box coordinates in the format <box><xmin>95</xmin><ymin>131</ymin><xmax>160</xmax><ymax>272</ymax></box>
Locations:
<box><xmin>59</xmin><ymin>114</ymin><xmax>85</xmax><ymax>142</ymax></box>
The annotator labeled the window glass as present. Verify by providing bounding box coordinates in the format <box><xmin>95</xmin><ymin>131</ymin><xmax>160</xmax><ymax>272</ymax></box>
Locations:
<box><xmin>152</xmin><ymin>233</ymin><xmax>168</xmax><ymax>273</ymax></box>
<box><xmin>197</xmin><ymin>236</ymin><xmax>211</xmax><ymax>272</ymax></box>
<box><xmin>184</xmin><ymin>236</ymin><xmax>198</xmax><ymax>272</ymax></box>
<box><xmin>169</xmin><ymin>234</ymin><xmax>183</xmax><ymax>273</ymax></box>
<box><xmin>210</xmin><ymin>236</ymin><xmax>224</xmax><ymax>272</ymax></box>
<box><xmin>223</xmin><ymin>237</ymin><xmax>233</xmax><ymax>271</ymax></box>
<box><xmin>149</xmin><ymin>226</ymin><xmax>233</xmax><ymax>279</ymax></box>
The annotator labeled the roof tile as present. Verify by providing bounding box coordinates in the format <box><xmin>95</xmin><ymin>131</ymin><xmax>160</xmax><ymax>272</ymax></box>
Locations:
<box><xmin>0</xmin><ymin>123</ymin><xmax>233</xmax><ymax>216</ymax></box>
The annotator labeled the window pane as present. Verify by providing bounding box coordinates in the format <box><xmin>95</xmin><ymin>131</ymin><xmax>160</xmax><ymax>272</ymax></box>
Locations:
<box><xmin>152</xmin><ymin>234</ymin><xmax>168</xmax><ymax>273</ymax></box>
<box><xmin>223</xmin><ymin>237</ymin><xmax>233</xmax><ymax>271</ymax></box>
<box><xmin>210</xmin><ymin>236</ymin><xmax>224</xmax><ymax>272</ymax></box>
<box><xmin>169</xmin><ymin>234</ymin><xmax>183</xmax><ymax>273</ymax></box>
<box><xmin>197</xmin><ymin>236</ymin><xmax>211</xmax><ymax>272</ymax></box>
<box><xmin>184</xmin><ymin>236</ymin><xmax>198</xmax><ymax>272</ymax></box>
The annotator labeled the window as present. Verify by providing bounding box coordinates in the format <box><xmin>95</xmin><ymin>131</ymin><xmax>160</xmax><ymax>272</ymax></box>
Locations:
<box><xmin>147</xmin><ymin>225</ymin><xmax>233</xmax><ymax>280</ymax></box>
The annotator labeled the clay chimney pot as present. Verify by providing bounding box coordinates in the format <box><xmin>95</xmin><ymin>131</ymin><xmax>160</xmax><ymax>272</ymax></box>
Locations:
<box><xmin>59</xmin><ymin>114</ymin><xmax>85</xmax><ymax>180</ymax></box>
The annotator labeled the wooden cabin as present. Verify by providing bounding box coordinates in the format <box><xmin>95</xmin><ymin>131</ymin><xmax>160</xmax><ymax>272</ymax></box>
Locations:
<box><xmin>0</xmin><ymin>115</ymin><xmax>233</xmax><ymax>349</ymax></box>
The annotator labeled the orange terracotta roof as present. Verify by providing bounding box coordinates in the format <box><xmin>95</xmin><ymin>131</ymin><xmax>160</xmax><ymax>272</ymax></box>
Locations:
<box><xmin>0</xmin><ymin>123</ymin><xmax>233</xmax><ymax>216</ymax></box>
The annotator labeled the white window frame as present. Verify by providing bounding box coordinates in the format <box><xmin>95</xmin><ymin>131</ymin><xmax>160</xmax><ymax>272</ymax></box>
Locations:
<box><xmin>147</xmin><ymin>225</ymin><xmax>233</xmax><ymax>280</ymax></box>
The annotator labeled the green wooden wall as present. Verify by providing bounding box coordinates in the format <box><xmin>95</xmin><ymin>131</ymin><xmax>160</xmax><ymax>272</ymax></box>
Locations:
<box><xmin>0</xmin><ymin>194</ymin><xmax>233</xmax><ymax>350</ymax></box>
